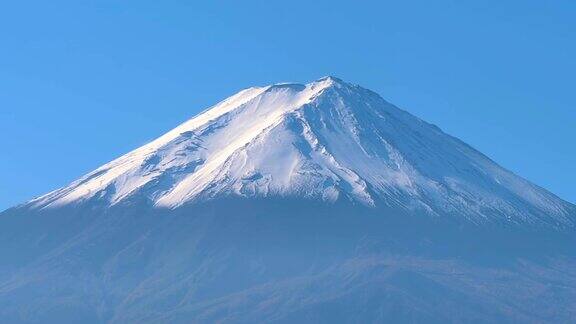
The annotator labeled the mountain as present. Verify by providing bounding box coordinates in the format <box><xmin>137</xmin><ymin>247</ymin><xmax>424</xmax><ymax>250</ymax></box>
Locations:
<box><xmin>1</xmin><ymin>77</ymin><xmax>575</xmax><ymax>323</ymax></box>
<box><xmin>27</xmin><ymin>76</ymin><xmax>574</xmax><ymax>228</ymax></box>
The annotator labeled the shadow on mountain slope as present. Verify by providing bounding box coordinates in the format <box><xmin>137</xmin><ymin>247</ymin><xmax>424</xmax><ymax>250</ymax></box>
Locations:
<box><xmin>0</xmin><ymin>199</ymin><xmax>574</xmax><ymax>323</ymax></box>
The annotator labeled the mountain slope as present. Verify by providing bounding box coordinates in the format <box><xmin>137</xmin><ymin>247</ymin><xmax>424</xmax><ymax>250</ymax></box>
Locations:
<box><xmin>1</xmin><ymin>77</ymin><xmax>575</xmax><ymax>323</ymax></box>
<box><xmin>28</xmin><ymin>77</ymin><xmax>574</xmax><ymax>228</ymax></box>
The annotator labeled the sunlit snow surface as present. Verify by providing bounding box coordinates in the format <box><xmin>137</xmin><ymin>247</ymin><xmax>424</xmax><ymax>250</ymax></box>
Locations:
<box><xmin>30</xmin><ymin>77</ymin><xmax>573</xmax><ymax>228</ymax></box>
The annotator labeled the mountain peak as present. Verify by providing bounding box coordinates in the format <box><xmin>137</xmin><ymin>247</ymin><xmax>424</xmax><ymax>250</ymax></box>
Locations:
<box><xmin>267</xmin><ymin>76</ymin><xmax>350</xmax><ymax>93</ymax></box>
<box><xmin>27</xmin><ymin>78</ymin><xmax>575</xmax><ymax>229</ymax></box>
<box><xmin>315</xmin><ymin>75</ymin><xmax>346</xmax><ymax>84</ymax></box>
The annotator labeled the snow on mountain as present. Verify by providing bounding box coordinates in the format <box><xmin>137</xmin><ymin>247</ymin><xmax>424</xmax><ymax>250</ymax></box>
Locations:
<box><xmin>27</xmin><ymin>76</ymin><xmax>574</xmax><ymax>228</ymax></box>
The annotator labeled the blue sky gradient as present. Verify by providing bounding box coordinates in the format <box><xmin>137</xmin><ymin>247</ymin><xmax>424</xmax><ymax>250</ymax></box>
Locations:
<box><xmin>1</xmin><ymin>0</ymin><xmax>575</xmax><ymax>209</ymax></box>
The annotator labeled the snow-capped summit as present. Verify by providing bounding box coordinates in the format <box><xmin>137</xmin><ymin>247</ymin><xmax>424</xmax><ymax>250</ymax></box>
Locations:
<box><xmin>28</xmin><ymin>77</ymin><xmax>574</xmax><ymax>228</ymax></box>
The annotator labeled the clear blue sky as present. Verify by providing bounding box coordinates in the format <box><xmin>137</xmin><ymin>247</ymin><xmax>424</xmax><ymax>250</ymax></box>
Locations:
<box><xmin>1</xmin><ymin>0</ymin><xmax>575</xmax><ymax>210</ymax></box>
